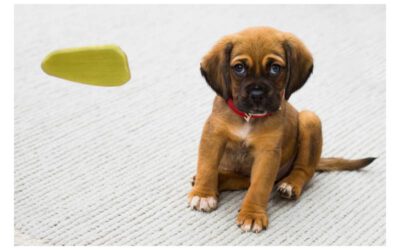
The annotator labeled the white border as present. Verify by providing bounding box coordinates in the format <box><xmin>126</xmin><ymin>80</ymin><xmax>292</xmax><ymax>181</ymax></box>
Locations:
<box><xmin>4</xmin><ymin>0</ymin><xmax>398</xmax><ymax>249</ymax></box>
<box><xmin>10</xmin><ymin>0</ymin><xmax>391</xmax><ymax>4</ymax></box>
<box><xmin>1</xmin><ymin>0</ymin><xmax>14</xmax><ymax>249</ymax></box>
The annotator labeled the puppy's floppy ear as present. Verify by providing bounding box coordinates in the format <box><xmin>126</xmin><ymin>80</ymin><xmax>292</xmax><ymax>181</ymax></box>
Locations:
<box><xmin>283</xmin><ymin>33</ymin><xmax>314</xmax><ymax>100</ymax></box>
<box><xmin>200</xmin><ymin>37</ymin><xmax>234</xmax><ymax>100</ymax></box>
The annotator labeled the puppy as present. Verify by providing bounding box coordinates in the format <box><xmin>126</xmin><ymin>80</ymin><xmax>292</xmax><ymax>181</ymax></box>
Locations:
<box><xmin>188</xmin><ymin>27</ymin><xmax>376</xmax><ymax>233</ymax></box>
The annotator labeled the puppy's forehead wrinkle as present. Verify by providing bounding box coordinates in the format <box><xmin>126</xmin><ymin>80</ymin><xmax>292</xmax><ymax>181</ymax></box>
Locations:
<box><xmin>232</xmin><ymin>35</ymin><xmax>285</xmax><ymax>71</ymax></box>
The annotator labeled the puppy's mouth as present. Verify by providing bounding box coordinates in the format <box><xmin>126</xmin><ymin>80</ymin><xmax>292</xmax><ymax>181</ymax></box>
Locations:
<box><xmin>248</xmin><ymin>107</ymin><xmax>269</xmax><ymax>115</ymax></box>
<box><xmin>236</xmin><ymin>102</ymin><xmax>271</xmax><ymax>115</ymax></box>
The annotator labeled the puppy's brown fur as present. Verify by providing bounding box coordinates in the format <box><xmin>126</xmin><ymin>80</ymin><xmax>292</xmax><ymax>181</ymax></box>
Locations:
<box><xmin>188</xmin><ymin>27</ymin><xmax>375</xmax><ymax>233</ymax></box>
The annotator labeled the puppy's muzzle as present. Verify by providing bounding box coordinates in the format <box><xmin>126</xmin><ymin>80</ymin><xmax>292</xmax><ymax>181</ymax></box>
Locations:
<box><xmin>240</xmin><ymin>83</ymin><xmax>280</xmax><ymax>114</ymax></box>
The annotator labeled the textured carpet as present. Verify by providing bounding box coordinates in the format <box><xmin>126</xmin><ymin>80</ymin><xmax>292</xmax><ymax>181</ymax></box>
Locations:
<box><xmin>14</xmin><ymin>5</ymin><xmax>385</xmax><ymax>245</ymax></box>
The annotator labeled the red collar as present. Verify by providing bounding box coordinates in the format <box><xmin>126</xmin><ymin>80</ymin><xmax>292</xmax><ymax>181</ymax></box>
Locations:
<box><xmin>226</xmin><ymin>99</ymin><xmax>273</xmax><ymax>122</ymax></box>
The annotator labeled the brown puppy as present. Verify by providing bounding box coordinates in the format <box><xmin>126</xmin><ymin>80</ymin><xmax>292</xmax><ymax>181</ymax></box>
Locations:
<box><xmin>188</xmin><ymin>27</ymin><xmax>376</xmax><ymax>233</ymax></box>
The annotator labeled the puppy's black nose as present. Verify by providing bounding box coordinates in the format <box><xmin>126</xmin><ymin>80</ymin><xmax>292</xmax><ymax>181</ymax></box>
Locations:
<box><xmin>249</xmin><ymin>89</ymin><xmax>264</xmax><ymax>103</ymax></box>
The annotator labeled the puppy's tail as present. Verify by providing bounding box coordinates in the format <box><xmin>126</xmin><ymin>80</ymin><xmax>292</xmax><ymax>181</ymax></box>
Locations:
<box><xmin>316</xmin><ymin>157</ymin><xmax>376</xmax><ymax>172</ymax></box>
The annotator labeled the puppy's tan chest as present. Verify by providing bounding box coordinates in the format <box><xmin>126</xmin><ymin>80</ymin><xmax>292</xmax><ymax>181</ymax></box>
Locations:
<box><xmin>220</xmin><ymin>138</ymin><xmax>254</xmax><ymax>176</ymax></box>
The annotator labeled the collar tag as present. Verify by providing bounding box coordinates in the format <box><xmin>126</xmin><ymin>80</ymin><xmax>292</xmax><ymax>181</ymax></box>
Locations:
<box><xmin>244</xmin><ymin>113</ymin><xmax>252</xmax><ymax>122</ymax></box>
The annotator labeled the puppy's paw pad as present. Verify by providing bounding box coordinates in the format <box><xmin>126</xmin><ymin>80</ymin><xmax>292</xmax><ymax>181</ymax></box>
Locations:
<box><xmin>188</xmin><ymin>196</ymin><xmax>217</xmax><ymax>212</ymax></box>
<box><xmin>277</xmin><ymin>182</ymin><xmax>296</xmax><ymax>199</ymax></box>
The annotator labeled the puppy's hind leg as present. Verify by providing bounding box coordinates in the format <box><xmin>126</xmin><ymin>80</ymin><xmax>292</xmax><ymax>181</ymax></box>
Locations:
<box><xmin>277</xmin><ymin>110</ymin><xmax>322</xmax><ymax>199</ymax></box>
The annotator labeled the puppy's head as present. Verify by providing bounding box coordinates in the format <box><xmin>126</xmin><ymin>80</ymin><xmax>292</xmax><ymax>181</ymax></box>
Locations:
<box><xmin>200</xmin><ymin>27</ymin><xmax>313</xmax><ymax>114</ymax></box>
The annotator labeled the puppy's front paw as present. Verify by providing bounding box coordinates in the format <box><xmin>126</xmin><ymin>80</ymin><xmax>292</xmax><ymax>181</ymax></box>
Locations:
<box><xmin>188</xmin><ymin>189</ymin><xmax>218</xmax><ymax>212</ymax></box>
<box><xmin>188</xmin><ymin>195</ymin><xmax>217</xmax><ymax>212</ymax></box>
<box><xmin>236</xmin><ymin>209</ymin><xmax>268</xmax><ymax>233</ymax></box>
<box><xmin>277</xmin><ymin>181</ymin><xmax>301</xmax><ymax>200</ymax></box>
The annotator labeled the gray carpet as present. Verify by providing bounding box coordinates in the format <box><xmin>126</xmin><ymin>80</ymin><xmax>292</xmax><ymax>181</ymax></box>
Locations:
<box><xmin>14</xmin><ymin>5</ymin><xmax>385</xmax><ymax>245</ymax></box>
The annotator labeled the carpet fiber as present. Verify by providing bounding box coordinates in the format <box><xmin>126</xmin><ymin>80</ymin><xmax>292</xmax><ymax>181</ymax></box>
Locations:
<box><xmin>14</xmin><ymin>5</ymin><xmax>385</xmax><ymax>245</ymax></box>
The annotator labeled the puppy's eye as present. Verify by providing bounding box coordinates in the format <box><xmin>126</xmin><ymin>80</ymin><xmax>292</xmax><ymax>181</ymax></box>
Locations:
<box><xmin>233</xmin><ymin>63</ymin><xmax>246</xmax><ymax>76</ymax></box>
<box><xmin>270</xmin><ymin>64</ymin><xmax>281</xmax><ymax>75</ymax></box>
